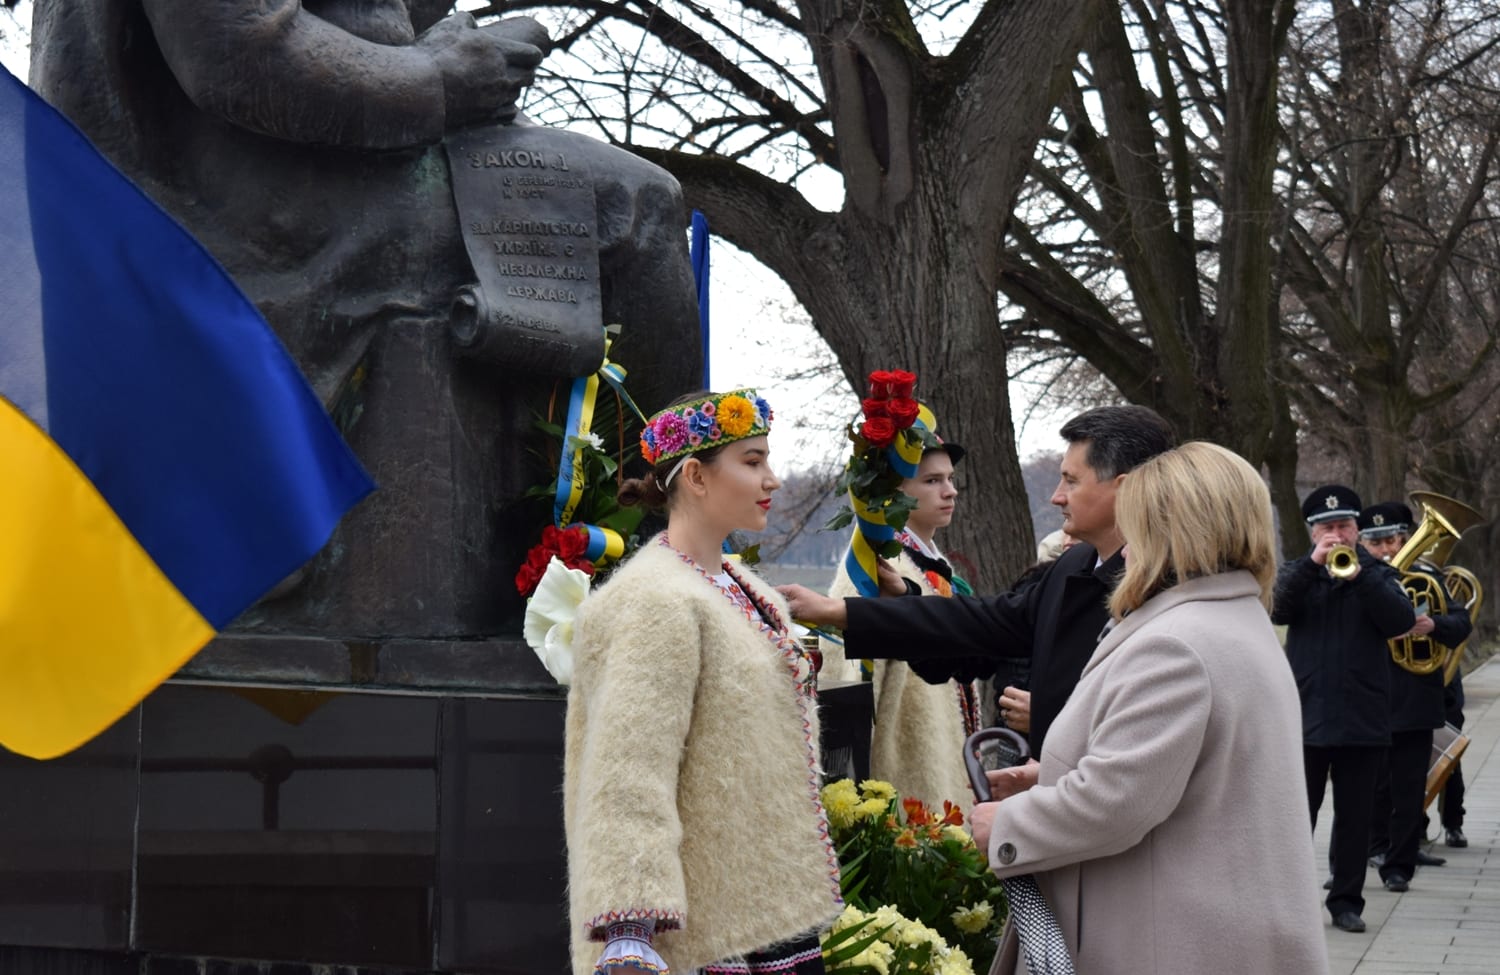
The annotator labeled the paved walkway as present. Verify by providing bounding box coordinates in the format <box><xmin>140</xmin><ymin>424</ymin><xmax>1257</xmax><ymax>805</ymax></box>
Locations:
<box><xmin>1319</xmin><ymin>657</ymin><xmax>1500</xmax><ymax>974</ymax></box>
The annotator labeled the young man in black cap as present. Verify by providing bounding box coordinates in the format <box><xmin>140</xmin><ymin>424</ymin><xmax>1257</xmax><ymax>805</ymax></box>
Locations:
<box><xmin>1359</xmin><ymin>501</ymin><xmax>1472</xmax><ymax>891</ymax></box>
<box><xmin>1274</xmin><ymin>486</ymin><xmax>1415</xmax><ymax>934</ymax></box>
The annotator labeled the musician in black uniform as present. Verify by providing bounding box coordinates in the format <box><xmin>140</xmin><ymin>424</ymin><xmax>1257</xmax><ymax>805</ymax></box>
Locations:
<box><xmin>1274</xmin><ymin>485</ymin><xmax>1416</xmax><ymax>934</ymax></box>
<box><xmin>778</xmin><ymin>405</ymin><xmax>1175</xmax><ymax>758</ymax></box>
<box><xmin>1358</xmin><ymin>502</ymin><xmax>1471</xmax><ymax>892</ymax></box>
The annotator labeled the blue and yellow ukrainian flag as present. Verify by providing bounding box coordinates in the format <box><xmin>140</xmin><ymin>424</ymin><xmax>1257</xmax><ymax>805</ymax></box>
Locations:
<box><xmin>0</xmin><ymin>67</ymin><xmax>375</xmax><ymax>760</ymax></box>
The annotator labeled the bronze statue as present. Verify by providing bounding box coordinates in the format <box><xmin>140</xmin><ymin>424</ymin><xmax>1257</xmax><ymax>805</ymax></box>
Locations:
<box><xmin>31</xmin><ymin>0</ymin><xmax>701</xmax><ymax>656</ymax></box>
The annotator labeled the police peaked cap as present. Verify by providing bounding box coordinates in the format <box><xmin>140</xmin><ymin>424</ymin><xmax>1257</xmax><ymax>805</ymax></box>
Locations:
<box><xmin>1358</xmin><ymin>501</ymin><xmax>1413</xmax><ymax>539</ymax></box>
<box><xmin>1302</xmin><ymin>484</ymin><xmax>1362</xmax><ymax>525</ymax></box>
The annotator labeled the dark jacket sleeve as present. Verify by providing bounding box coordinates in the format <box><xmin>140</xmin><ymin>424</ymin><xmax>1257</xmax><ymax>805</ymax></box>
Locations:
<box><xmin>1428</xmin><ymin>575</ymin><xmax>1475</xmax><ymax>649</ymax></box>
<box><xmin>1353</xmin><ymin>558</ymin><xmax>1418</xmax><ymax>639</ymax></box>
<box><xmin>1271</xmin><ymin>555</ymin><xmax>1321</xmax><ymax>625</ymax></box>
<box><xmin>843</xmin><ymin>580</ymin><xmax>1037</xmax><ymax>684</ymax></box>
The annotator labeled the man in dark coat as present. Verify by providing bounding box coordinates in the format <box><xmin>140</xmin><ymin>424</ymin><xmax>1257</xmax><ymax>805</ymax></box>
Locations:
<box><xmin>1359</xmin><ymin>501</ymin><xmax>1472</xmax><ymax>890</ymax></box>
<box><xmin>1273</xmin><ymin>486</ymin><xmax>1416</xmax><ymax>934</ymax></box>
<box><xmin>779</xmin><ymin>404</ymin><xmax>1176</xmax><ymax>758</ymax></box>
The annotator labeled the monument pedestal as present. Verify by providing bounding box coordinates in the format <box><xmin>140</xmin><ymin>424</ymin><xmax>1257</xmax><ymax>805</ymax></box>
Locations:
<box><xmin>1</xmin><ymin>676</ymin><xmax>872</xmax><ymax>974</ymax></box>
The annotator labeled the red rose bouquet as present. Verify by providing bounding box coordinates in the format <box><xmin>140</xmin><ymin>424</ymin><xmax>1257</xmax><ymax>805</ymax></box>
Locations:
<box><xmin>515</xmin><ymin>523</ymin><xmax>596</xmax><ymax>598</ymax></box>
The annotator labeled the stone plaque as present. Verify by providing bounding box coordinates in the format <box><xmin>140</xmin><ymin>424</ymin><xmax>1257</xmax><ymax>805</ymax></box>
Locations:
<box><xmin>445</xmin><ymin>126</ymin><xmax>606</xmax><ymax>376</ymax></box>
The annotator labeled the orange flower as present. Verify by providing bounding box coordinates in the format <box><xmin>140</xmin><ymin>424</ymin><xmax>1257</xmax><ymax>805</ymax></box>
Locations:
<box><xmin>924</xmin><ymin>570</ymin><xmax>953</xmax><ymax>597</ymax></box>
<box><xmin>894</xmin><ymin>827</ymin><xmax>919</xmax><ymax>848</ymax></box>
<box><xmin>941</xmin><ymin>800</ymin><xmax>965</xmax><ymax>827</ymax></box>
<box><xmin>717</xmin><ymin>394</ymin><xmax>757</xmax><ymax>437</ymax></box>
<box><xmin>902</xmin><ymin>796</ymin><xmax>933</xmax><ymax>826</ymax></box>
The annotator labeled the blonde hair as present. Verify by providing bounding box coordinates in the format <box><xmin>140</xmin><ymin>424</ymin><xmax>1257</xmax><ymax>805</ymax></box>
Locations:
<box><xmin>1109</xmin><ymin>441</ymin><xmax>1277</xmax><ymax>619</ymax></box>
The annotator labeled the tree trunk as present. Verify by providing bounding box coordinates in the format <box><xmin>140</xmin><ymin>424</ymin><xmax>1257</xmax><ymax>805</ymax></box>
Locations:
<box><xmin>654</xmin><ymin>0</ymin><xmax>1102</xmax><ymax>591</ymax></box>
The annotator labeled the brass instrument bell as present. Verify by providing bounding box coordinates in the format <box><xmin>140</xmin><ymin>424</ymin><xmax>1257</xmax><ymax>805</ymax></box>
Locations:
<box><xmin>1325</xmin><ymin>544</ymin><xmax>1359</xmax><ymax>580</ymax></box>
<box><xmin>1388</xmin><ymin>492</ymin><xmax>1484</xmax><ymax>678</ymax></box>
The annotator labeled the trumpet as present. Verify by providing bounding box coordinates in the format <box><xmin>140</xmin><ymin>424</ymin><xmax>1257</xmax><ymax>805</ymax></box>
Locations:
<box><xmin>1325</xmin><ymin>544</ymin><xmax>1360</xmax><ymax>580</ymax></box>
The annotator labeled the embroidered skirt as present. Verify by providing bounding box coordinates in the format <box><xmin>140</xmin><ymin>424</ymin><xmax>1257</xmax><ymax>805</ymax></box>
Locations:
<box><xmin>696</xmin><ymin>930</ymin><xmax>825</xmax><ymax>974</ymax></box>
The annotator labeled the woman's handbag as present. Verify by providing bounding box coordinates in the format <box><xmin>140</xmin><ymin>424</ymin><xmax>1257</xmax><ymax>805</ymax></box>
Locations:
<box><xmin>964</xmin><ymin>728</ymin><xmax>1075</xmax><ymax>975</ymax></box>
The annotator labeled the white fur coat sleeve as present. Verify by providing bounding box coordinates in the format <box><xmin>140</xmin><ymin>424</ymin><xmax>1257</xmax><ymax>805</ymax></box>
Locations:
<box><xmin>566</xmin><ymin>586</ymin><xmax>697</xmax><ymax>934</ymax></box>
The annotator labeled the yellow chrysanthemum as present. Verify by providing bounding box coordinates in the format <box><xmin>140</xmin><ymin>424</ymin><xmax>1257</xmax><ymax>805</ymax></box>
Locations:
<box><xmin>717</xmin><ymin>394</ymin><xmax>757</xmax><ymax>436</ymax></box>
<box><xmin>941</xmin><ymin>824</ymin><xmax>971</xmax><ymax>845</ymax></box>
<box><xmin>859</xmin><ymin>779</ymin><xmax>898</xmax><ymax>801</ymax></box>
<box><xmin>854</xmin><ymin>797</ymin><xmax>889</xmax><ymax>822</ymax></box>
<box><xmin>821</xmin><ymin>778</ymin><xmax>860</xmax><ymax>829</ymax></box>
<box><xmin>949</xmin><ymin>902</ymin><xmax>994</xmax><ymax>935</ymax></box>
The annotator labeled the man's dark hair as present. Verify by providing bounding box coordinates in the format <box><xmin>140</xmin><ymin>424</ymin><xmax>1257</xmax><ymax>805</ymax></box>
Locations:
<box><xmin>1059</xmin><ymin>406</ymin><xmax>1177</xmax><ymax>480</ymax></box>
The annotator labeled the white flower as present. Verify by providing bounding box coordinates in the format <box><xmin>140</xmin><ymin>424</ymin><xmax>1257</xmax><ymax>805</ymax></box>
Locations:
<box><xmin>949</xmin><ymin>902</ymin><xmax>993</xmax><ymax>934</ymax></box>
<box><xmin>937</xmin><ymin>947</ymin><xmax>974</xmax><ymax>975</ymax></box>
<box><xmin>581</xmin><ymin>431</ymin><xmax>605</xmax><ymax>450</ymax></box>
<box><xmin>522</xmin><ymin>556</ymin><xmax>592</xmax><ymax>685</ymax></box>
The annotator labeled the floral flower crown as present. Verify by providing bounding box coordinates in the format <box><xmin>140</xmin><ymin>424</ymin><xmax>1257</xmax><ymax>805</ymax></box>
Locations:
<box><xmin>638</xmin><ymin>388</ymin><xmax>773</xmax><ymax>466</ymax></box>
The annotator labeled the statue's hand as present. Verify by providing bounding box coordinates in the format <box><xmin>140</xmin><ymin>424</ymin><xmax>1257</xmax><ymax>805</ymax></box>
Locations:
<box><xmin>485</xmin><ymin>16</ymin><xmax>552</xmax><ymax>54</ymax></box>
<box><xmin>421</xmin><ymin>13</ymin><xmax>546</xmax><ymax>128</ymax></box>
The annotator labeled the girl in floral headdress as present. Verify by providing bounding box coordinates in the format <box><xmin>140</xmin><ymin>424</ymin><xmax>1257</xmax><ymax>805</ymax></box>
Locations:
<box><xmin>821</xmin><ymin>411</ymin><xmax>982</xmax><ymax>815</ymax></box>
<box><xmin>563</xmin><ymin>389</ymin><xmax>842</xmax><ymax>975</ymax></box>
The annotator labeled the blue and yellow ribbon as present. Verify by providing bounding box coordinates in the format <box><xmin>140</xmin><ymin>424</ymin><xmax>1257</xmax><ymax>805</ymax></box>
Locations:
<box><xmin>842</xmin><ymin>425</ymin><xmax>927</xmax><ymax>598</ymax></box>
<box><xmin>841</xmin><ymin>407</ymin><xmax>939</xmax><ymax>678</ymax></box>
<box><xmin>552</xmin><ymin>327</ymin><xmax>645</xmax><ymax>563</ymax></box>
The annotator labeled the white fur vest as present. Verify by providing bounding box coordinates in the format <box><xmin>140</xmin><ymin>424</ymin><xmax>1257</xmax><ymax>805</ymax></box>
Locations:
<box><xmin>564</xmin><ymin>535</ymin><xmax>843</xmax><ymax>975</ymax></box>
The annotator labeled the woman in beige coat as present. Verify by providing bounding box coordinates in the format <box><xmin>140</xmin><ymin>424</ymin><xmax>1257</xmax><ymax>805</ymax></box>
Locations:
<box><xmin>971</xmin><ymin>442</ymin><xmax>1328</xmax><ymax>975</ymax></box>
<box><xmin>565</xmin><ymin>389</ymin><xmax>842</xmax><ymax>975</ymax></box>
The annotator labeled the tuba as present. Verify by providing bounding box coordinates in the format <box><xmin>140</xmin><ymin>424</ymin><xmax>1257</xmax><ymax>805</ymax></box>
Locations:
<box><xmin>1440</xmin><ymin>564</ymin><xmax>1484</xmax><ymax>685</ymax></box>
<box><xmin>1387</xmin><ymin>491</ymin><xmax>1484</xmax><ymax>678</ymax></box>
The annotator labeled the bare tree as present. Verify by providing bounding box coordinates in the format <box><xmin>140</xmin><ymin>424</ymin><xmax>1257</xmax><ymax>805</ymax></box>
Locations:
<box><xmin>995</xmin><ymin>0</ymin><xmax>1498</xmax><ymax>572</ymax></box>
<box><xmin>489</xmin><ymin>0</ymin><xmax>1498</xmax><ymax>612</ymax></box>
<box><xmin>1</xmin><ymin>0</ymin><xmax>31</xmax><ymax>68</ymax></box>
<box><xmin>997</xmin><ymin>0</ymin><xmax>1303</xmax><ymax>543</ymax></box>
<box><xmin>479</xmin><ymin>0</ymin><xmax>1106</xmax><ymax>589</ymax></box>
<box><xmin>1278</xmin><ymin>0</ymin><xmax>1500</xmax><ymax>497</ymax></box>
<box><xmin>1276</xmin><ymin>0</ymin><xmax>1500</xmax><ymax>635</ymax></box>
